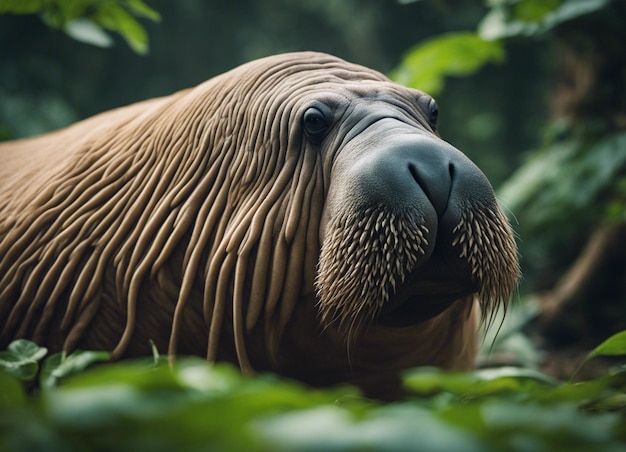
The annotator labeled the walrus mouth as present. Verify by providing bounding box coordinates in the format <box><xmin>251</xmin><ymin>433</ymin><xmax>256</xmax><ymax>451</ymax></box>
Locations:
<box><xmin>375</xmin><ymin>224</ymin><xmax>481</xmax><ymax>327</ymax></box>
<box><xmin>377</xmin><ymin>279</ymin><xmax>479</xmax><ymax>327</ymax></box>
<box><xmin>316</xmin><ymin>202</ymin><xmax>519</xmax><ymax>338</ymax></box>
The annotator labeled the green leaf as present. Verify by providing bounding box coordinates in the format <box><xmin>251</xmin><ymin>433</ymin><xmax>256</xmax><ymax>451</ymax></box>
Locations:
<box><xmin>64</xmin><ymin>18</ymin><xmax>114</xmax><ymax>48</ymax></box>
<box><xmin>390</xmin><ymin>32</ymin><xmax>505</xmax><ymax>96</ymax></box>
<box><xmin>479</xmin><ymin>0</ymin><xmax>612</xmax><ymax>39</ymax></box>
<box><xmin>570</xmin><ymin>330</ymin><xmax>626</xmax><ymax>381</ymax></box>
<box><xmin>95</xmin><ymin>2</ymin><xmax>150</xmax><ymax>54</ymax></box>
<box><xmin>0</xmin><ymin>0</ymin><xmax>42</xmax><ymax>14</ymax></box>
<box><xmin>57</xmin><ymin>358</ymin><xmax>188</xmax><ymax>392</ymax></box>
<box><xmin>0</xmin><ymin>339</ymin><xmax>48</xmax><ymax>381</ymax></box>
<box><xmin>8</xmin><ymin>339</ymin><xmax>48</xmax><ymax>362</ymax></box>
<box><xmin>0</xmin><ymin>370</ymin><xmax>26</xmax><ymax>407</ymax></box>
<box><xmin>514</xmin><ymin>0</ymin><xmax>561</xmax><ymax>22</ymax></box>
<box><xmin>126</xmin><ymin>0</ymin><xmax>161</xmax><ymax>21</ymax></box>
<box><xmin>588</xmin><ymin>330</ymin><xmax>626</xmax><ymax>360</ymax></box>
<box><xmin>40</xmin><ymin>349</ymin><xmax>110</xmax><ymax>389</ymax></box>
<box><xmin>403</xmin><ymin>367</ymin><xmax>480</xmax><ymax>395</ymax></box>
<box><xmin>481</xmin><ymin>400</ymin><xmax>621</xmax><ymax>447</ymax></box>
<box><xmin>149</xmin><ymin>339</ymin><xmax>162</xmax><ymax>365</ymax></box>
<box><xmin>498</xmin><ymin>131</ymin><xmax>626</xmax><ymax>231</ymax></box>
<box><xmin>255</xmin><ymin>404</ymin><xmax>487</xmax><ymax>451</ymax></box>
<box><xmin>0</xmin><ymin>0</ymin><xmax>160</xmax><ymax>54</ymax></box>
<box><xmin>403</xmin><ymin>366</ymin><xmax>560</xmax><ymax>400</ymax></box>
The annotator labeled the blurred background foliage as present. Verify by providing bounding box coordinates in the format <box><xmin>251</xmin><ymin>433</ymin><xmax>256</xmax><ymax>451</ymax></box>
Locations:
<box><xmin>1</xmin><ymin>0</ymin><xmax>625</xmax><ymax>380</ymax></box>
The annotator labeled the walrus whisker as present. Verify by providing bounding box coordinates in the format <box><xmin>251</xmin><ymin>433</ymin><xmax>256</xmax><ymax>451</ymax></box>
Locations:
<box><xmin>452</xmin><ymin>203</ymin><xmax>519</xmax><ymax>334</ymax></box>
<box><xmin>316</xmin><ymin>207</ymin><xmax>429</xmax><ymax>339</ymax></box>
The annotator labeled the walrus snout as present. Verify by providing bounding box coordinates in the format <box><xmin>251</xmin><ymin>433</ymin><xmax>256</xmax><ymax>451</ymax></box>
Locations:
<box><xmin>317</xmin><ymin>123</ymin><xmax>517</xmax><ymax>335</ymax></box>
<box><xmin>407</xmin><ymin>158</ymin><xmax>452</xmax><ymax>218</ymax></box>
<box><xmin>373</xmin><ymin>134</ymin><xmax>494</xmax><ymax>221</ymax></box>
<box><xmin>327</xmin><ymin>131</ymin><xmax>496</xmax><ymax>245</ymax></box>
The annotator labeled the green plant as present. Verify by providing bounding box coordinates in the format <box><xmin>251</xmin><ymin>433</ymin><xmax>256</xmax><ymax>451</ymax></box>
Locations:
<box><xmin>0</xmin><ymin>0</ymin><xmax>160</xmax><ymax>53</ymax></box>
<box><xmin>1</xmin><ymin>333</ymin><xmax>626</xmax><ymax>451</ymax></box>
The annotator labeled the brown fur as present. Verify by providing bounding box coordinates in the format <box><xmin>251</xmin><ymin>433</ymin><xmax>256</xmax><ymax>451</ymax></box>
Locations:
<box><xmin>0</xmin><ymin>52</ymin><xmax>518</xmax><ymax>398</ymax></box>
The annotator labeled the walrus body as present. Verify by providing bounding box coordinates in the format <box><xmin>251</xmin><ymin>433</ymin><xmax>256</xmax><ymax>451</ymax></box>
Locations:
<box><xmin>0</xmin><ymin>52</ymin><xmax>518</xmax><ymax>398</ymax></box>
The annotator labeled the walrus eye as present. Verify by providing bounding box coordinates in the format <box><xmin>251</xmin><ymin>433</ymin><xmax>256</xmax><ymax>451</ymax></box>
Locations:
<box><xmin>303</xmin><ymin>106</ymin><xmax>331</xmax><ymax>142</ymax></box>
<box><xmin>428</xmin><ymin>98</ymin><xmax>439</xmax><ymax>131</ymax></box>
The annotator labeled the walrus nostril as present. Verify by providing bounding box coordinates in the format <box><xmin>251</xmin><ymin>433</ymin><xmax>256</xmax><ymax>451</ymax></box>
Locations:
<box><xmin>407</xmin><ymin>162</ymin><xmax>451</xmax><ymax>217</ymax></box>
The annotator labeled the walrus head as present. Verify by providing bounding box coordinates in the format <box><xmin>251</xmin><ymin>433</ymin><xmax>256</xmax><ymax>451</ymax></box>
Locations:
<box><xmin>315</xmin><ymin>99</ymin><xmax>518</xmax><ymax>339</ymax></box>
<box><xmin>0</xmin><ymin>52</ymin><xmax>518</xmax><ymax>394</ymax></box>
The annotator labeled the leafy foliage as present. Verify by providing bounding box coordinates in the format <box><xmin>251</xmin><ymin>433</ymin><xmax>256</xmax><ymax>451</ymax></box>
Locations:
<box><xmin>479</xmin><ymin>0</ymin><xmax>613</xmax><ymax>39</ymax></box>
<box><xmin>0</xmin><ymin>339</ymin><xmax>47</xmax><ymax>380</ymax></box>
<box><xmin>392</xmin><ymin>0</ymin><xmax>625</xmax><ymax>307</ymax></box>
<box><xmin>40</xmin><ymin>349</ymin><xmax>110</xmax><ymax>389</ymax></box>
<box><xmin>1</xmin><ymin>338</ymin><xmax>626</xmax><ymax>450</ymax></box>
<box><xmin>390</xmin><ymin>32</ymin><xmax>505</xmax><ymax>96</ymax></box>
<box><xmin>574</xmin><ymin>331</ymin><xmax>626</xmax><ymax>379</ymax></box>
<box><xmin>0</xmin><ymin>0</ymin><xmax>160</xmax><ymax>53</ymax></box>
<box><xmin>499</xmin><ymin>129</ymin><xmax>626</xmax><ymax>232</ymax></box>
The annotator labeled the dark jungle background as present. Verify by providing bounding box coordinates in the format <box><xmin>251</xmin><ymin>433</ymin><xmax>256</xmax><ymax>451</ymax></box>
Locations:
<box><xmin>1</xmin><ymin>1</ymin><xmax>626</xmax><ymax>450</ymax></box>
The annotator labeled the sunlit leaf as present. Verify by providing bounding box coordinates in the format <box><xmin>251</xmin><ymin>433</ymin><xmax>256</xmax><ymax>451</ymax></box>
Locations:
<box><xmin>569</xmin><ymin>330</ymin><xmax>626</xmax><ymax>381</ymax></box>
<box><xmin>479</xmin><ymin>0</ymin><xmax>612</xmax><ymax>39</ymax></box>
<box><xmin>40</xmin><ymin>349</ymin><xmax>110</xmax><ymax>389</ymax></box>
<box><xmin>172</xmin><ymin>359</ymin><xmax>245</xmax><ymax>393</ymax></box>
<box><xmin>126</xmin><ymin>0</ymin><xmax>161</xmax><ymax>21</ymax></box>
<box><xmin>255</xmin><ymin>404</ymin><xmax>487</xmax><ymax>451</ymax></box>
<box><xmin>0</xmin><ymin>0</ymin><xmax>159</xmax><ymax>53</ymax></box>
<box><xmin>588</xmin><ymin>330</ymin><xmax>626</xmax><ymax>359</ymax></box>
<box><xmin>54</xmin><ymin>358</ymin><xmax>175</xmax><ymax>391</ymax></box>
<box><xmin>149</xmin><ymin>339</ymin><xmax>163</xmax><ymax>365</ymax></box>
<box><xmin>402</xmin><ymin>367</ymin><xmax>478</xmax><ymax>395</ymax></box>
<box><xmin>95</xmin><ymin>2</ymin><xmax>150</xmax><ymax>54</ymax></box>
<box><xmin>390</xmin><ymin>32</ymin><xmax>504</xmax><ymax>96</ymax></box>
<box><xmin>64</xmin><ymin>18</ymin><xmax>113</xmax><ymax>48</ymax></box>
<box><xmin>474</xmin><ymin>366</ymin><xmax>561</xmax><ymax>386</ymax></box>
<box><xmin>403</xmin><ymin>366</ymin><xmax>560</xmax><ymax>401</ymax></box>
<box><xmin>0</xmin><ymin>339</ymin><xmax>48</xmax><ymax>380</ymax></box>
<box><xmin>7</xmin><ymin>339</ymin><xmax>48</xmax><ymax>362</ymax></box>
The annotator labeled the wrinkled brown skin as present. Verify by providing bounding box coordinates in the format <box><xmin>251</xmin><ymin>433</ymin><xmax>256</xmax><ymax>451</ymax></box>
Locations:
<box><xmin>0</xmin><ymin>52</ymin><xmax>518</xmax><ymax>399</ymax></box>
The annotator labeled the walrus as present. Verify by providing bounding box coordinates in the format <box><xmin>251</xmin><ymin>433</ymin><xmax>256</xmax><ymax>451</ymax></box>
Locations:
<box><xmin>0</xmin><ymin>52</ymin><xmax>518</xmax><ymax>398</ymax></box>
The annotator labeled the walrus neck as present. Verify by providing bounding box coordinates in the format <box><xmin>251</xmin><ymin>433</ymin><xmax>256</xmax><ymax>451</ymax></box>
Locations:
<box><xmin>270</xmin><ymin>295</ymin><xmax>476</xmax><ymax>398</ymax></box>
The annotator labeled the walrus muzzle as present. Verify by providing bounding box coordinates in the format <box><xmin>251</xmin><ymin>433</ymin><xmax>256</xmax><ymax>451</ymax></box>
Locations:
<box><xmin>0</xmin><ymin>51</ymin><xmax>518</xmax><ymax>398</ymax></box>
<box><xmin>317</xmin><ymin>118</ymin><xmax>517</xmax><ymax>339</ymax></box>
